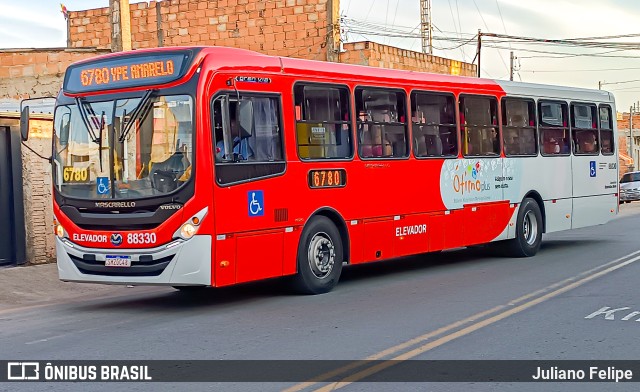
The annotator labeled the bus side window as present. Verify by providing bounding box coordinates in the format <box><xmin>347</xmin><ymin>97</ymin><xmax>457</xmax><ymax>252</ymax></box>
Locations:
<box><xmin>460</xmin><ymin>95</ymin><xmax>499</xmax><ymax>156</ymax></box>
<box><xmin>355</xmin><ymin>88</ymin><xmax>408</xmax><ymax>159</ymax></box>
<box><xmin>539</xmin><ymin>101</ymin><xmax>570</xmax><ymax>156</ymax></box>
<box><xmin>212</xmin><ymin>93</ymin><xmax>285</xmax><ymax>185</ymax></box>
<box><xmin>599</xmin><ymin>105</ymin><xmax>614</xmax><ymax>155</ymax></box>
<box><xmin>571</xmin><ymin>103</ymin><xmax>598</xmax><ymax>155</ymax></box>
<box><xmin>502</xmin><ymin>98</ymin><xmax>537</xmax><ymax>156</ymax></box>
<box><xmin>411</xmin><ymin>92</ymin><xmax>457</xmax><ymax>158</ymax></box>
<box><xmin>294</xmin><ymin>84</ymin><xmax>353</xmax><ymax>160</ymax></box>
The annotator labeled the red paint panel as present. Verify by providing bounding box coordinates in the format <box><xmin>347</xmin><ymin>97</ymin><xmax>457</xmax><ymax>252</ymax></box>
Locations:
<box><xmin>363</xmin><ymin>218</ymin><xmax>396</xmax><ymax>262</ymax></box>
<box><xmin>347</xmin><ymin>221</ymin><xmax>365</xmax><ymax>264</ymax></box>
<box><xmin>283</xmin><ymin>229</ymin><xmax>301</xmax><ymax>276</ymax></box>
<box><xmin>443</xmin><ymin>210</ymin><xmax>465</xmax><ymax>250</ymax></box>
<box><xmin>427</xmin><ymin>213</ymin><xmax>446</xmax><ymax>252</ymax></box>
<box><xmin>394</xmin><ymin>214</ymin><xmax>430</xmax><ymax>257</ymax></box>
<box><xmin>236</xmin><ymin>231</ymin><xmax>284</xmax><ymax>283</ymax></box>
<box><xmin>214</xmin><ymin>236</ymin><xmax>236</xmax><ymax>287</ymax></box>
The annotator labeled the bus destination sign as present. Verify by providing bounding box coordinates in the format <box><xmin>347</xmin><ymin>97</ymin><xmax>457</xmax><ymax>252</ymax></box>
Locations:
<box><xmin>64</xmin><ymin>53</ymin><xmax>190</xmax><ymax>93</ymax></box>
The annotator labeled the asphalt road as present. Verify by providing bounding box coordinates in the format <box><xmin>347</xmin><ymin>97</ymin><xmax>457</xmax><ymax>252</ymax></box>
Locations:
<box><xmin>2</xmin><ymin>202</ymin><xmax>640</xmax><ymax>391</ymax></box>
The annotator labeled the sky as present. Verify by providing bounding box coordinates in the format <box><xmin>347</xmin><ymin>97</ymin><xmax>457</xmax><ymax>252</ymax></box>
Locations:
<box><xmin>2</xmin><ymin>0</ymin><xmax>640</xmax><ymax>112</ymax></box>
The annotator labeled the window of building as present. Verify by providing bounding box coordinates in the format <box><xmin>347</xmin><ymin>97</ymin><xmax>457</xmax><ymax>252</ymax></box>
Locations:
<box><xmin>571</xmin><ymin>103</ymin><xmax>599</xmax><ymax>155</ymax></box>
<box><xmin>410</xmin><ymin>92</ymin><xmax>457</xmax><ymax>157</ymax></box>
<box><xmin>599</xmin><ymin>105</ymin><xmax>614</xmax><ymax>155</ymax></box>
<box><xmin>294</xmin><ymin>84</ymin><xmax>352</xmax><ymax>160</ymax></box>
<box><xmin>212</xmin><ymin>93</ymin><xmax>285</xmax><ymax>184</ymax></box>
<box><xmin>502</xmin><ymin>98</ymin><xmax>537</xmax><ymax>156</ymax></box>
<box><xmin>539</xmin><ymin>101</ymin><xmax>570</xmax><ymax>156</ymax></box>
<box><xmin>355</xmin><ymin>88</ymin><xmax>408</xmax><ymax>159</ymax></box>
<box><xmin>460</xmin><ymin>95</ymin><xmax>499</xmax><ymax>156</ymax></box>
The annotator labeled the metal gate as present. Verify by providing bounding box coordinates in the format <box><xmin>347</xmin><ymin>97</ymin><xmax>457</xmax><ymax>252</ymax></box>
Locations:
<box><xmin>0</xmin><ymin>126</ymin><xmax>26</xmax><ymax>265</ymax></box>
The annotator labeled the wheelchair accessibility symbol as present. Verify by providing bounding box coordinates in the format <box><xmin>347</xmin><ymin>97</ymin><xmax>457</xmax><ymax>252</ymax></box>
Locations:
<box><xmin>589</xmin><ymin>161</ymin><xmax>596</xmax><ymax>178</ymax></box>
<box><xmin>97</xmin><ymin>177</ymin><xmax>110</xmax><ymax>195</ymax></box>
<box><xmin>248</xmin><ymin>191</ymin><xmax>264</xmax><ymax>217</ymax></box>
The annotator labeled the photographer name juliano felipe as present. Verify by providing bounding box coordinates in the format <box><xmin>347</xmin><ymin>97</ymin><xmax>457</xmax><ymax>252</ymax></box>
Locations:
<box><xmin>532</xmin><ymin>366</ymin><xmax>633</xmax><ymax>382</ymax></box>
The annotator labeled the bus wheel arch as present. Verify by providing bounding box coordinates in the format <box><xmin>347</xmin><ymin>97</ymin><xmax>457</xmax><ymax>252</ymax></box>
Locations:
<box><xmin>308</xmin><ymin>208</ymin><xmax>350</xmax><ymax>265</ymax></box>
<box><xmin>292</xmin><ymin>209</ymin><xmax>348</xmax><ymax>294</ymax></box>
<box><xmin>501</xmin><ymin>196</ymin><xmax>543</xmax><ymax>257</ymax></box>
<box><xmin>522</xmin><ymin>191</ymin><xmax>546</xmax><ymax>233</ymax></box>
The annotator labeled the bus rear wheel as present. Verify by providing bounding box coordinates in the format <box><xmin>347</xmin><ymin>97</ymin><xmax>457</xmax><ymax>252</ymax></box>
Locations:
<box><xmin>293</xmin><ymin>216</ymin><xmax>343</xmax><ymax>294</ymax></box>
<box><xmin>501</xmin><ymin>198</ymin><xmax>543</xmax><ymax>257</ymax></box>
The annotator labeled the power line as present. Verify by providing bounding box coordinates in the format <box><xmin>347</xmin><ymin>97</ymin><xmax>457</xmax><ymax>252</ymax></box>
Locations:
<box><xmin>520</xmin><ymin>66</ymin><xmax>640</xmax><ymax>73</ymax></box>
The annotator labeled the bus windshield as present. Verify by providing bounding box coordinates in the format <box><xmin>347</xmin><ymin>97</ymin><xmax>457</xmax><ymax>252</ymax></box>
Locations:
<box><xmin>53</xmin><ymin>94</ymin><xmax>194</xmax><ymax>200</ymax></box>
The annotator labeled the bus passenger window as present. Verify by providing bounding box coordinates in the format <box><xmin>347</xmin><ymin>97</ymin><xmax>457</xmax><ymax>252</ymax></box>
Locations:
<box><xmin>539</xmin><ymin>101</ymin><xmax>570</xmax><ymax>156</ymax></box>
<box><xmin>502</xmin><ymin>98</ymin><xmax>537</xmax><ymax>156</ymax></box>
<box><xmin>599</xmin><ymin>105</ymin><xmax>614</xmax><ymax>155</ymax></box>
<box><xmin>571</xmin><ymin>103</ymin><xmax>598</xmax><ymax>155</ymax></box>
<box><xmin>294</xmin><ymin>84</ymin><xmax>353</xmax><ymax>160</ymax></box>
<box><xmin>355</xmin><ymin>88</ymin><xmax>408</xmax><ymax>159</ymax></box>
<box><xmin>212</xmin><ymin>94</ymin><xmax>285</xmax><ymax>185</ymax></box>
<box><xmin>460</xmin><ymin>95</ymin><xmax>499</xmax><ymax>156</ymax></box>
<box><xmin>411</xmin><ymin>92</ymin><xmax>457</xmax><ymax>158</ymax></box>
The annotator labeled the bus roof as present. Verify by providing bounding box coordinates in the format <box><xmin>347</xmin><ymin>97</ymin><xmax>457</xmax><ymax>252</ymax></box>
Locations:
<box><xmin>68</xmin><ymin>46</ymin><xmax>613</xmax><ymax>103</ymax></box>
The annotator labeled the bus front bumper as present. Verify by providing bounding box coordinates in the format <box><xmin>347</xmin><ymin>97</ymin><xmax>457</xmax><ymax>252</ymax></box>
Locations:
<box><xmin>56</xmin><ymin>235</ymin><xmax>212</xmax><ymax>286</ymax></box>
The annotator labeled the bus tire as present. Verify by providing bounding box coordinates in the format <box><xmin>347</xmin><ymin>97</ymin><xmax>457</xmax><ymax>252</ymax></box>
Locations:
<box><xmin>293</xmin><ymin>216</ymin><xmax>343</xmax><ymax>294</ymax></box>
<box><xmin>502</xmin><ymin>198</ymin><xmax>543</xmax><ymax>257</ymax></box>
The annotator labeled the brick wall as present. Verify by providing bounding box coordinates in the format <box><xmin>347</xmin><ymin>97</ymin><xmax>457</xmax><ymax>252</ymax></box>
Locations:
<box><xmin>22</xmin><ymin>118</ymin><xmax>56</xmax><ymax>264</ymax></box>
<box><xmin>340</xmin><ymin>41</ymin><xmax>476</xmax><ymax>76</ymax></box>
<box><xmin>0</xmin><ymin>48</ymin><xmax>106</xmax><ymax>264</ymax></box>
<box><xmin>0</xmin><ymin>48</ymin><xmax>109</xmax><ymax>100</ymax></box>
<box><xmin>69</xmin><ymin>0</ymin><xmax>336</xmax><ymax>61</ymax></box>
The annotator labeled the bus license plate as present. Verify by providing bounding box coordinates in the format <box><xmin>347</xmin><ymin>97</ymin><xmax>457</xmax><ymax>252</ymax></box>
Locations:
<box><xmin>105</xmin><ymin>255</ymin><xmax>131</xmax><ymax>267</ymax></box>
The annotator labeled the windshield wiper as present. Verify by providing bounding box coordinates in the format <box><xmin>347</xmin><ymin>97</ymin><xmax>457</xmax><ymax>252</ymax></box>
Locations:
<box><xmin>119</xmin><ymin>89</ymin><xmax>155</xmax><ymax>143</ymax></box>
<box><xmin>75</xmin><ymin>97</ymin><xmax>101</xmax><ymax>143</ymax></box>
<box><xmin>75</xmin><ymin>97</ymin><xmax>105</xmax><ymax>170</ymax></box>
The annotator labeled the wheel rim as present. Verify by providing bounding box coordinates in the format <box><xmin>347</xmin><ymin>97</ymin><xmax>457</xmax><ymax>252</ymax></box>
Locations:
<box><xmin>307</xmin><ymin>232</ymin><xmax>335</xmax><ymax>279</ymax></box>
<box><xmin>522</xmin><ymin>210</ymin><xmax>538</xmax><ymax>246</ymax></box>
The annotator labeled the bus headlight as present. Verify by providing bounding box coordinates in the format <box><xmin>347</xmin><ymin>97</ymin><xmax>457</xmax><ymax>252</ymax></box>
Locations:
<box><xmin>54</xmin><ymin>220</ymin><xmax>66</xmax><ymax>238</ymax></box>
<box><xmin>180</xmin><ymin>223</ymin><xmax>197</xmax><ymax>239</ymax></box>
<box><xmin>174</xmin><ymin>207</ymin><xmax>208</xmax><ymax>240</ymax></box>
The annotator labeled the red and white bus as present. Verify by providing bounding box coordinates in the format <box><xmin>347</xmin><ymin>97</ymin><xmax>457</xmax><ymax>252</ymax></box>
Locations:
<box><xmin>21</xmin><ymin>46</ymin><xmax>618</xmax><ymax>294</ymax></box>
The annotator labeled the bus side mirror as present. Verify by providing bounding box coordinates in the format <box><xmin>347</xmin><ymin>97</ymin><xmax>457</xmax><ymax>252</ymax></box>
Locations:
<box><xmin>238</xmin><ymin>100</ymin><xmax>254</xmax><ymax>138</ymax></box>
<box><xmin>20</xmin><ymin>105</ymin><xmax>30</xmax><ymax>141</ymax></box>
<box><xmin>60</xmin><ymin>113</ymin><xmax>70</xmax><ymax>146</ymax></box>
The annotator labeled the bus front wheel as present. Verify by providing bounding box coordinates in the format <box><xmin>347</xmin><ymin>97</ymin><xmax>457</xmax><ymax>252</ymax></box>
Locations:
<box><xmin>501</xmin><ymin>198</ymin><xmax>543</xmax><ymax>257</ymax></box>
<box><xmin>293</xmin><ymin>216</ymin><xmax>343</xmax><ymax>294</ymax></box>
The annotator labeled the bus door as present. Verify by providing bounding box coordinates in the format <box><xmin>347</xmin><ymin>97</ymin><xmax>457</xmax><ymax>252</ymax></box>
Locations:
<box><xmin>570</xmin><ymin>104</ymin><xmax>617</xmax><ymax>228</ymax></box>
<box><xmin>211</xmin><ymin>91</ymin><xmax>288</xmax><ymax>286</ymax></box>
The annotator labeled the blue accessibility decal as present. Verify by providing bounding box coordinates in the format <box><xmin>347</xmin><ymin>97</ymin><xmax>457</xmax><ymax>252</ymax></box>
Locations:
<box><xmin>589</xmin><ymin>161</ymin><xmax>596</xmax><ymax>177</ymax></box>
<box><xmin>248</xmin><ymin>191</ymin><xmax>264</xmax><ymax>217</ymax></box>
<box><xmin>97</xmin><ymin>177</ymin><xmax>110</xmax><ymax>195</ymax></box>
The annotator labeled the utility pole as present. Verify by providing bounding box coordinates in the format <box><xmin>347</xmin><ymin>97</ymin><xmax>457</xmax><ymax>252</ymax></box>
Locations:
<box><xmin>110</xmin><ymin>0</ymin><xmax>131</xmax><ymax>52</ymax></box>
<box><xmin>476</xmin><ymin>30</ymin><xmax>481</xmax><ymax>78</ymax></box>
<box><xmin>156</xmin><ymin>2</ymin><xmax>164</xmax><ymax>47</ymax></box>
<box><xmin>420</xmin><ymin>0</ymin><xmax>433</xmax><ymax>54</ymax></box>
<box><xmin>631</xmin><ymin>105</ymin><xmax>635</xmax><ymax>170</ymax></box>
<box><xmin>509</xmin><ymin>51</ymin><xmax>514</xmax><ymax>81</ymax></box>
